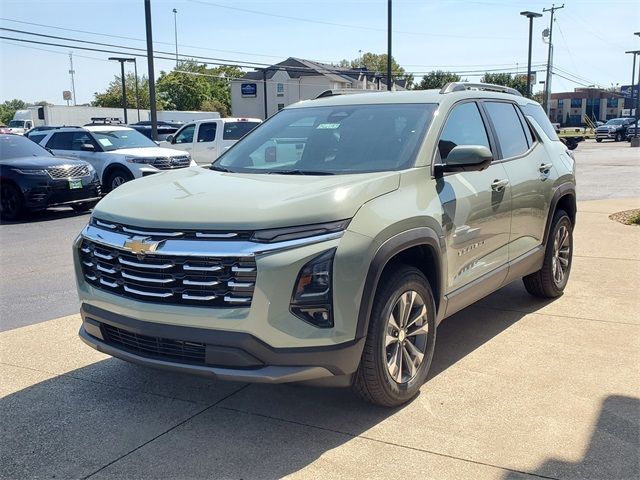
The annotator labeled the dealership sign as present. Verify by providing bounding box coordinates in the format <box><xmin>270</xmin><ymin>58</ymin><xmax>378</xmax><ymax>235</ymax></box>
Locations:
<box><xmin>241</xmin><ymin>83</ymin><xmax>257</xmax><ymax>97</ymax></box>
<box><xmin>620</xmin><ymin>85</ymin><xmax>639</xmax><ymax>98</ymax></box>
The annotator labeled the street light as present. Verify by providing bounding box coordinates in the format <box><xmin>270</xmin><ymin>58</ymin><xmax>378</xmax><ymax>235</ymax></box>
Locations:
<box><xmin>520</xmin><ymin>11</ymin><xmax>542</xmax><ymax>98</ymax></box>
<box><xmin>172</xmin><ymin>8</ymin><xmax>179</xmax><ymax>68</ymax></box>
<box><xmin>108</xmin><ymin>57</ymin><xmax>136</xmax><ymax>124</ymax></box>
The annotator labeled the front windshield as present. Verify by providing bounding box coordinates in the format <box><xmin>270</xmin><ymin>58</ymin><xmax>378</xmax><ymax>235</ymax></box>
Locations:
<box><xmin>0</xmin><ymin>135</ymin><xmax>52</xmax><ymax>160</ymax></box>
<box><xmin>92</xmin><ymin>129</ymin><xmax>157</xmax><ymax>151</ymax></box>
<box><xmin>215</xmin><ymin>104</ymin><xmax>436</xmax><ymax>174</ymax></box>
<box><xmin>8</xmin><ymin>120</ymin><xmax>25</xmax><ymax>128</ymax></box>
<box><xmin>605</xmin><ymin>119</ymin><xmax>624</xmax><ymax>125</ymax></box>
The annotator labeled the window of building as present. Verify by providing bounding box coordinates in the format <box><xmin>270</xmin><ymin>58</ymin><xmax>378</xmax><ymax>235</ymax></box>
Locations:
<box><xmin>437</xmin><ymin>102</ymin><xmax>490</xmax><ymax>161</ymax></box>
<box><xmin>277</xmin><ymin>103</ymin><xmax>285</xmax><ymax>111</ymax></box>
<box><xmin>607</xmin><ymin>98</ymin><xmax>618</xmax><ymax>108</ymax></box>
<box><xmin>558</xmin><ymin>99</ymin><xmax>564</xmax><ymax>108</ymax></box>
<box><xmin>570</xmin><ymin>98</ymin><xmax>582</xmax><ymax>108</ymax></box>
<box><xmin>484</xmin><ymin>102</ymin><xmax>529</xmax><ymax>158</ymax></box>
<box><xmin>277</xmin><ymin>83</ymin><xmax>284</xmax><ymax>96</ymax></box>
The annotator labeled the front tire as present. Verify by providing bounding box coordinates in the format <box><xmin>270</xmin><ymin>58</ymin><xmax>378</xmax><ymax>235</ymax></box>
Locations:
<box><xmin>596</xmin><ymin>138</ymin><xmax>602</xmax><ymax>143</ymax></box>
<box><xmin>523</xmin><ymin>209</ymin><xmax>573</xmax><ymax>298</ymax></box>
<box><xmin>1</xmin><ymin>183</ymin><xmax>25</xmax><ymax>221</ymax></box>
<box><xmin>71</xmin><ymin>201</ymin><xmax>98</xmax><ymax>213</ymax></box>
<box><xmin>104</xmin><ymin>168</ymin><xmax>133</xmax><ymax>193</ymax></box>
<box><xmin>615</xmin><ymin>132</ymin><xmax>623</xmax><ymax>142</ymax></box>
<box><xmin>353</xmin><ymin>265</ymin><xmax>436</xmax><ymax>407</ymax></box>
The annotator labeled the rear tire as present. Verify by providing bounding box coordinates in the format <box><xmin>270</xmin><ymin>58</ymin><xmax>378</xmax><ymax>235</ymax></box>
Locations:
<box><xmin>523</xmin><ymin>209</ymin><xmax>573</xmax><ymax>298</ymax></box>
<box><xmin>1</xmin><ymin>182</ymin><xmax>25</xmax><ymax>221</ymax></box>
<box><xmin>595</xmin><ymin>138</ymin><xmax>602</xmax><ymax>143</ymax></box>
<box><xmin>104</xmin><ymin>168</ymin><xmax>133</xmax><ymax>193</ymax></box>
<box><xmin>352</xmin><ymin>264</ymin><xmax>436</xmax><ymax>407</ymax></box>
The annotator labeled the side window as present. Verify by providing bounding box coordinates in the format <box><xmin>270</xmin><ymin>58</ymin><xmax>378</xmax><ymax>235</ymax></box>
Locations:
<box><xmin>522</xmin><ymin>103</ymin><xmax>560</xmax><ymax>141</ymax></box>
<box><xmin>46</xmin><ymin>132</ymin><xmax>74</xmax><ymax>150</ymax></box>
<box><xmin>514</xmin><ymin>105</ymin><xmax>535</xmax><ymax>148</ymax></box>
<box><xmin>484</xmin><ymin>102</ymin><xmax>529</xmax><ymax>159</ymax></box>
<box><xmin>197</xmin><ymin>123</ymin><xmax>217</xmax><ymax>143</ymax></box>
<box><xmin>438</xmin><ymin>102</ymin><xmax>490</xmax><ymax>161</ymax></box>
<box><xmin>174</xmin><ymin>124</ymin><xmax>195</xmax><ymax>144</ymax></box>
<box><xmin>28</xmin><ymin>134</ymin><xmax>46</xmax><ymax>144</ymax></box>
<box><xmin>71</xmin><ymin>132</ymin><xmax>96</xmax><ymax>151</ymax></box>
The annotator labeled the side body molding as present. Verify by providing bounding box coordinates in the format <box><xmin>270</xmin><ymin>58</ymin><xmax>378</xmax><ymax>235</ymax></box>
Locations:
<box><xmin>355</xmin><ymin>227</ymin><xmax>446</xmax><ymax>339</ymax></box>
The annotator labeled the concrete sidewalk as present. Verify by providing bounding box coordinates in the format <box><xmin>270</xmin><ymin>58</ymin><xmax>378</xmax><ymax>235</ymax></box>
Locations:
<box><xmin>1</xmin><ymin>198</ymin><xmax>639</xmax><ymax>480</ymax></box>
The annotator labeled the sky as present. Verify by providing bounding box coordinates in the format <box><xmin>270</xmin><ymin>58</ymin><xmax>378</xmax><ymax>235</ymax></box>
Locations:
<box><xmin>0</xmin><ymin>0</ymin><xmax>638</xmax><ymax>105</ymax></box>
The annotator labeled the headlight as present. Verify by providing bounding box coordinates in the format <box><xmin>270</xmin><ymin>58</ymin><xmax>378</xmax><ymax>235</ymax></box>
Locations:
<box><xmin>290</xmin><ymin>249</ymin><xmax>335</xmax><ymax>328</ymax></box>
<box><xmin>12</xmin><ymin>168</ymin><xmax>47</xmax><ymax>175</ymax></box>
<box><xmin>252</xmin><ymin>219</ymin><xmax>349</xmax><ymax>243</ymax></box>
<box><xmin>125</xmin><ymin>156</ymin><xmax>156</xmax><ymax>164</ymax></box>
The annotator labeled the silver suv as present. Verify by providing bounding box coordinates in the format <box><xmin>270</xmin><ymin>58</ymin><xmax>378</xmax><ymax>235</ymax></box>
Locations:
<box><xmin>74</xmin><ymin>83</ymin><xmax>576</xmax><ymax>406</ymax></box>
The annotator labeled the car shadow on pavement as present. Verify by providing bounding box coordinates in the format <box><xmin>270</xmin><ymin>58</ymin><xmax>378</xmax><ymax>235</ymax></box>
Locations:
<box><xmin>503</xmin><ymin>395</ymin><xmax>640</xmax><ymax>480</ymax></box>
<box><xmin>0</xmin><ymin>207</ymin><xmax>90</xmax><ymax>225</ymax></box>
<box><xmin>1</xmin><ymin>282</ymin><xmax>566</xmax><ymax>479</ymax></box>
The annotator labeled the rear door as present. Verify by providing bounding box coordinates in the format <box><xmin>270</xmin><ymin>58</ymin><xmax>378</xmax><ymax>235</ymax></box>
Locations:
<box><xmin>436</xmin><ymin>101</ymin><xmax>512</xmax><ymax>299</ymax></box>
<box><xmin>482</xmin><ymin>101</ymin><xmax>551</xmax><ymax>261</ymax></box>
<box><xmin>192</xmin><ymin>121</ymin><xmax>218</xmax><ymax>166</ymax></box>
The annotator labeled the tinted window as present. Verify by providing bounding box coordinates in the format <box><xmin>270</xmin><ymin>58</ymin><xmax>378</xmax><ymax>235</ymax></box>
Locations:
<box><xmin>28</xmin><ymin>134</ymin><xmax>46</xmax><ymax>145</ymax></box>
<box><xmin>0</xmin><ymin>135</ymin><xmax>52</xmax><ymax>159</ymax></box>
<box><xmin>197</xmin><ymin>123</ymin><xmax>217</xmax><ymax>142</ymax></box>
<box><xmin>522</xmin><ymin>103</ymin><xmax>560</xmax><ymax>141</ymax></box>
<box><xmin>222</xmin><ymin>121</ymin><xmax>260</xmax><ymax>140</ymax></box>
<box><xmin>485</xmin><ymin>102</ymin><xmax>529</xmax><ymax>158</ymax></box>
<box><xmin>174</xmin><ymin>124</ymin><xmax>195</xmax><ymax>144</ymax></box>
<box><xmin>438</xmin><ymin>102</ymin><xmax>490</xmax><ymax>161</ymax></box>
<box><xmin>91</xmin><ymin>129</ymin><xmax>156</xmax><ymax>151</ymax></box>
<box><xmin>515</xmin><ymin>106</ymin><xmax>535</xmax><ymax>147</ymax></box>
<box><xmin>217</xmin><ymin>104</ymin><xmax>436</xmax><ymax>174</ymax></box>
<box><xmin>46</xmin><ymin>132</ymin><xmax>74</xmax><ymax>150</ymax></box>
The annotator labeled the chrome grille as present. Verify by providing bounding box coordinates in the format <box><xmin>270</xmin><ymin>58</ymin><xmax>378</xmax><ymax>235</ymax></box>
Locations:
<box><xmin>47</xmin><ymin>164</ymin><xmax>91</xmax><ymax>179</ymax></box>
<box><xmin>90</xmin><ymin>217</ymin><xmax>253</xmax><ymax>241</ymax></box>
<box><xmin>79</xmin><ymin>239</ymin><xmax>256</xmax><ymax>307</ymax></box>
<box><xmin>152</xmin><ymin>155</ymin><xmax>190</xmax><ymax>170</ymax></box>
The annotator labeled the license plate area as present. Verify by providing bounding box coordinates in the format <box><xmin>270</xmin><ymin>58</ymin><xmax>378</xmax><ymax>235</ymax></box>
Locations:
<box><xmin>69</xmin><ymin>179</ymin><xmax>83</xmax><ymax>189</ymax></box>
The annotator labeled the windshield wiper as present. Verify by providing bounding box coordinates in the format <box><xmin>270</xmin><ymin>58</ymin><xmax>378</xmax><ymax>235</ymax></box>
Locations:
<box><xmin>266</xmin><ymin>169</ymin><xmax>334</xmax><ymax>175</ymax></box>
<box><xmin>210</xmin><ymin>164</ymin><xmax>233</xmax><ymax>173</ymax></box>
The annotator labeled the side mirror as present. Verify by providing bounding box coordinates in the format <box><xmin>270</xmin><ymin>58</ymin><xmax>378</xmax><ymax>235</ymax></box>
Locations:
<box><xmin>165</xmin><ymin>134</ymin><xmax>174</xmax><ymax>144</ymax></box>
<box><xmin>81</xmin><ymin>143</ymin><xmax>95</xmax><ymax>152</ymax></box>
<box><xmin>434</xmin><ymin>145</ymin><xmax>493</xmax><ymax>175</ymax></box>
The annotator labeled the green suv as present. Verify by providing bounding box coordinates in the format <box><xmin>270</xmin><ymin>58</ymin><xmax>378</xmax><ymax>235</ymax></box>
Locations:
<box><xmin>74</xmin><ymin>83</ymin><xmax>576</xmax><ymax>406</ymax></box>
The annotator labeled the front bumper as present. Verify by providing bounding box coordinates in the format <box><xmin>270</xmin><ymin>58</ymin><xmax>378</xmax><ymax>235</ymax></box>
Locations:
<box><xmin>595</xmin><ymin>131</ymin><xmax>617</xmax><ymax>139</ymax></box>
<box><xmin>21</xmin><ymin>177</ymin><xmax>101</xmax><ymax>209</ymax></box>
<box><xmin>79</xmin><ymin>303</ymin><xmax>364</xmax><ymax>383</ymax></box>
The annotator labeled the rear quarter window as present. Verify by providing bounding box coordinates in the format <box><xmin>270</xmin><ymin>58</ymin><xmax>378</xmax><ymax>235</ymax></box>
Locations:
<box><xmin>223</xmin><ymin>122</ymin><xmax>260</xmax><ymax>140</ymax></box>
<box><xmin>522</xmin><ymin>103</ymin><xmax>560</xmax><ymax>141</ymax></box>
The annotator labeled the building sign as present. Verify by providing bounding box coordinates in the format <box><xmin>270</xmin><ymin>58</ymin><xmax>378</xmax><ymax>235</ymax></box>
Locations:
<box><xmin>62</xmin><ymin>90</ymin><xmax>72</xmax><ymax>101</ymax></box>
<box><xmin>620</xmin><ymin>85</ymin><xmax>639</xmax><ymax>98</ymax></box>
<box><xmin>241</xmin><ymin>83</ymin><xmax>257</xmax><ymax>97</ymax></box>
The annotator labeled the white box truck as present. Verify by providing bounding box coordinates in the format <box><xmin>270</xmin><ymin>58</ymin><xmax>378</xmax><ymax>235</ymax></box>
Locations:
<box><xmin>8</xmin><ymin>106</ymin><xmax>138</xmax><ymax>135</ymax></box>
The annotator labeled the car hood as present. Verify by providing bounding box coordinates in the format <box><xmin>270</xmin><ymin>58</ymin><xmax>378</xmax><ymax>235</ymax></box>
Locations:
<box><xmin>0</xmin><ymin>155</ymin><xmax>89</xmax><ymax>168</ymax></box>
<box><xmin>93</xmin><ymin>167</ymin><xmax>400</xmax><ymax>230</ymax></box>
<box><xmin>108</xmin><ymin>147</ymin><xmax>189</xmax><ymax>157</ymax></box>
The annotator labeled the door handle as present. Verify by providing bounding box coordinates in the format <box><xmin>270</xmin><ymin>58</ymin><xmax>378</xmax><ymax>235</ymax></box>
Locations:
<box><xmin>491</xmin><ymin>179</ymin><xmax>509</xmax><ymax>192</ymax></box>
<box><xmin>539</xmin><ymin>163</ymin><xmax>553</xmax><ymax>173</ymax></box>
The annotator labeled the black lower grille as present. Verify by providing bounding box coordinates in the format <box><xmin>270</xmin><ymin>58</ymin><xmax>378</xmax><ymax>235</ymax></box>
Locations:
<box><xmin>101</xmin><ymin>323</ymin><xmax>206</xmax><ymax>365</ymax></box>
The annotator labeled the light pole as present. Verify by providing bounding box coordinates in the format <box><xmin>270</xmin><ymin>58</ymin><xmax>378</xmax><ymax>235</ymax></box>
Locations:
<box><xmin>108</xmin><ymin>57</ymin><xmax>136</xmax><ymax>124</ymax></box>
<box><xmin>520</xmin><ymin>11</ymin><xmax>542</xmax><ymax>98</ymax></box>
<box><xmin>542</xmin><ymin>4</ymin><xmax>564</xmax><ymax>115</ymax></box>
<box><xmin>173</xmin><ymin>8</ymin><xmax>179</xmax><ymax>68</ymax></box>
<box><xmin>387</xmin><ymin>0</ymin><xmax>392</xmax><ymax>91</ymax></box>
<box><xmin>626</xmin><ymin>48</ymin><xmax>640</xmax><ymax>146</ymax></box>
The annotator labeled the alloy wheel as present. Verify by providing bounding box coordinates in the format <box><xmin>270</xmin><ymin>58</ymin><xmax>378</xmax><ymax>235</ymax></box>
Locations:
<box><xmin>385</xmin><ymin>290</ymin><xmax>429</xmax><ymax>384</ymax></box>
<box><xmin>552</xmin><ymin>225</ymin><xmax>571</xmax><ymax>286</ymax></box>
<box><xmin>111</xmin><ymin>175</ymin><xmax>127</xmax><ymax>190</ymax></box>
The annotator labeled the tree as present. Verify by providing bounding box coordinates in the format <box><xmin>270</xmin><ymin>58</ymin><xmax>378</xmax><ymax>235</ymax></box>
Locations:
<box><xmin>0</xmin><ymin>99</ymin><xmax>28</xmax><ymax>124</ymax></box>
<box><xmin>414</xmin><ymin>71</ymin><xmax>464</xmax><ymax>90</ymax></box>
<box><xmin>93</xmin><ymin>73</ymin><xmax>153</xmax><ymax>109</ymax></box>
<box><xmin>337</xmin><ymin>52</ymin><xmax>413</xmax><ymax>88</ymax></box>
<box><xmin>480</xmin><ymin>73</ymin><xmax>528</xmax><ymax>96</ymax></box>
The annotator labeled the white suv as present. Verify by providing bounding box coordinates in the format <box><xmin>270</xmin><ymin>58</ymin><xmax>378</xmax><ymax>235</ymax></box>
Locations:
<box><xmin>38</xmin><ymin>126</ymin><xmax>196</xmax><ymax>191</ymax></box>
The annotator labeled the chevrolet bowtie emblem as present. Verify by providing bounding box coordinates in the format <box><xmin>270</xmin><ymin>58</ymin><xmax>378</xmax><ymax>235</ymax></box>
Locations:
<box><xmin>123</xmin><ymin>236</ymin><xmax>162</xmax><ymax>257</ymax></box>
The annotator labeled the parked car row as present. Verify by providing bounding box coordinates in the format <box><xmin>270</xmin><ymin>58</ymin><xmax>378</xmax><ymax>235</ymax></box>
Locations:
<box><xmin>595</xmin><ymin>117</ymin><xmax>636</xmax><ymax>142</ymax></box>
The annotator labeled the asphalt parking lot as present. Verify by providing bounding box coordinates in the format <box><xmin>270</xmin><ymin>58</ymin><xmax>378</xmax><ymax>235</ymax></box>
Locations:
<box><xmin>1</xmin><ymin>140</ymin><xmax>639</xmax><ymax>479</ymax></box>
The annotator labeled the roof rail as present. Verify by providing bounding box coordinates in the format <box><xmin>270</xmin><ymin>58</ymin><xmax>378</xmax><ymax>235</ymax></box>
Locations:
<box><xmin>314</xmin><ymin>88</ymin><xmax>383</xmax><ymax>99</ymax></box>
<box><xmin>440</xmin><ymin>82</ymin><xmax>522</xmax><ymax>97</ymax></box>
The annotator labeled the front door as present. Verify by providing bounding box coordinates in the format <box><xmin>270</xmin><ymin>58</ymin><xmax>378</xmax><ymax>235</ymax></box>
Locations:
<box><xmin>435</xmin><ymin>101</ymin><xmax>512</xmax><ymax>298</ymax></box>
<box><xmin>192</xmin><ymin>122</ymin><xmax>218</xmax><ymax>166</ymax></box>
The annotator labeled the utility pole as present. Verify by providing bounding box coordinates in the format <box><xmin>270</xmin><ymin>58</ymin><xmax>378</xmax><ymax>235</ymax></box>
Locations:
<box><xmin>108</xmin><ymin>57</ymin><xmax>129</xmax><ymax>124</ymax></box>
<box><xmin>262</xmin><ymin>68</ymin><xmax>268</xmax><ymax>119</ymax></box>
<box><xmin>146</xmin><ymin>0</ymin><xmax>158</xmax><ymax>140</ymax></box>
<box><xmin>173</xmin><ymin>8</ymin><xmax>179</xmax><ymax>68</ymax></box>
<box><xmin>542</xmin><ymin>4</ymin><xmax>564</xmax><ymax>116</ymax></box>
<box><xmin>68</xmin><ymin>52</ymin><xmax>77</xmax><ymax>106</ymax></box>
<box><xmin>520</xmin><ymin>11</ymin><xmax>542</xmax><ymax>98</ymax></box>
<box><xmin>387</xmin><ymin>0</ymin><xmax>392</xmax><ymax>91</ymax></box>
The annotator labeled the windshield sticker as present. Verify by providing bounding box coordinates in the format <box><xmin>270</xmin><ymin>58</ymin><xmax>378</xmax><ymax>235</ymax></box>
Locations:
<box><xmin>98</xmin><ymin>138</ymin><xmax>113</xmax><ymax>147</ymax></box>
<box><xmin>316</xmin><ymin>123</ymin><xmax>340</xmax><ymax>130</ymax></box>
